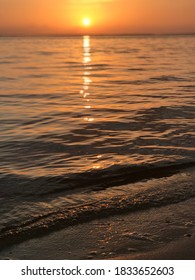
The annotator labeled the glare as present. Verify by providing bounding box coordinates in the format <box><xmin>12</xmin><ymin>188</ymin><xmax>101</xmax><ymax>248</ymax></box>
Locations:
<box><xmin>83</xmin><ymin>18</ymin><xmax>91</xmax><ymax>27</ymax></box>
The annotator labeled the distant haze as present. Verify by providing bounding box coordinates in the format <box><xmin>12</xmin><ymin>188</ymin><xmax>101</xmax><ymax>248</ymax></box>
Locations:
<box><xmin>0</xmin><ymin>0</ymin><xmax>195</xmax><ymax>35</ymax></box>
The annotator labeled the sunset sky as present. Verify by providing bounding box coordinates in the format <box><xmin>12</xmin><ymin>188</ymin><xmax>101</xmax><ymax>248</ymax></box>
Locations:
<box><xmin>0</xmin><ymin>0</ymin><xmax>195</xmax><ymax>35</ymax></box>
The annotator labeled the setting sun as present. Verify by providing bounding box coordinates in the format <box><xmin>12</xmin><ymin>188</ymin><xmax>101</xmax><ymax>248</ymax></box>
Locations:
<box><xmin>83</xmin><ymin>18</ymin><xmax>91</xmax><ymax>27</ymax></box>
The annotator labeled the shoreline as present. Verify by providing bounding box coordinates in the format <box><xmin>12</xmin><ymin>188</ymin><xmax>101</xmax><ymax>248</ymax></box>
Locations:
<box><xmin>0</xmin><ymin>196</ymin><xmax>195</xmax><ymax>260</ymax></box>
<box><xmin>1</xmin><ymin>165</ymin><xmax>195</xmax><ymax>252</ymax></box>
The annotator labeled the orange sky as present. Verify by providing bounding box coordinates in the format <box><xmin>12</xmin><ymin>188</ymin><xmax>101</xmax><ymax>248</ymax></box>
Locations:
<box><xmin>0</xmin><ymin>0</ymin><xmax>195</xmax><ymax>35</ymax></box>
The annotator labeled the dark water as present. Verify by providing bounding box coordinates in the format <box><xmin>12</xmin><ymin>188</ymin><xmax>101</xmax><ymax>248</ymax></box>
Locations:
<box><xmin>0</xmin><ymin>35</ymin><xmax>195</xmax><ymax>246</ymax></box>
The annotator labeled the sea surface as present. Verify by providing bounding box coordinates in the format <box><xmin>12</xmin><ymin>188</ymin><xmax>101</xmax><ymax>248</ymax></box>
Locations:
<box><xmin>0</xmin><ymin>35</ymin><xmax>195</xmax><ymax>246</ymax></box>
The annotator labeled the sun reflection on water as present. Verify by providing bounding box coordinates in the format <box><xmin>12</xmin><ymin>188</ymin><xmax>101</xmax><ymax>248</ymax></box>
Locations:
<box><xmin>81</xmin><ymin>36</ymin><xmax>93</xmax><ymax>121</ymax></box>
<box><xmin>80</xmin><ymin>36</ymin><xmax>105</xmax><ymax>170</ymax></box>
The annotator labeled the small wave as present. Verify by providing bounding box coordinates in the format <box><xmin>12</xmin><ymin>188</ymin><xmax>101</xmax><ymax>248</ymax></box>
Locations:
<box><xmin>22</xmin><ymin>117</ymin><xmax>53</xmax><ymax>126</ymax></box>
<box><xmin>57</xmin><ymin>61</ymin><xmax>81</xmax><ymax>68</ymax></box>
<box><xmin>36</xmin><ymin>51</ymin><xmax>59</xmax><ymax>56</ymax></box>
<box><xmin>23</xmin><ymin>73</ymin><xmax>54</xmax><ymax>79</ymax></box>
<box><xmin>115</xmin><ymin>49</ymin><xmax>139</xmax><ymax>54</ymax></box>
<box><xmin>110</xmin><ymin>76</ymin><xmax>189</xmax><ymax>86</ymax></box>
<box><xmin>1</xmin><ymin>161</ymin><xmax>194</xmax><ymax>199</ymax></box>
<box><xmin>0</xmin><ymin>61</ymin><xmax>14</xmax><ymax>65</ymax></box>
<box><xmin>127</xmin><ymin>68</ymin><xmax>146</xmax><ymax>72</ymax></box>
<box><xmin>0</xmin><ymin>76</ymin><xmax>16</xmax><ymax>81</ymax></box>
<box><xmin>90</xmin><ymin>63</ymin><xmax>109</xmax><ymax>67</ymax></box>
<box><xmin>150</xmin><ymin>75</ymin><xmax>187</xmax><ymax>82</ymax></box>
<box><xmin>42</xmin><ymin>162</ymin><xmax>195</xmax><ymax>195</ymax></box>
<box><xmin>109</xmin><ymin>79</ymin><xmax>149</xmax><ymax>85</ymax></box>
<box><xmin>111</xmin><ymin>75</ymin><xmax>188</xmax><ymax>86</ymax></box>
<box><xmin>19</xmin><ymin>66</ymin><xmax>40</xmax><ymax>70</ymax></box>
<box><xmin>91</xmin><ymin>73</ymin><xmax>112</xmax><ymax>78</ymax></box>
<box><xmin>0</xmin><ymin>164</ymin><xmax>195</xmax><ymax>249</ymax></box>
<box><xmin>178</xmin><ymin>85</ymin><xmax>195</xmax><ymax>92</ymax></box>
<box><xmin>135</xmin><ymin>105</ymin><xmax>195</xmax><ymax>121</ymax></box>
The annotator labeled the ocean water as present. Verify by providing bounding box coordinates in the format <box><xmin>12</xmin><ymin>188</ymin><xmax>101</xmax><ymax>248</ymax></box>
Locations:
<box><xmin>0</xmin><ymin>35</ymin><xmax>195</xmax><ymax>246</ymax></box>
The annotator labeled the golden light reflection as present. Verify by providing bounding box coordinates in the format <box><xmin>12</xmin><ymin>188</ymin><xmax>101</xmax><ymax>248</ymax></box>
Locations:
<box><xmin>83</xmin><ymin>77</ymin><xmax>91</xmax><ymax>84</ymax></box>
<box><xmin>81</xmin><ymin>36</ymin><xmax>94</xmax><ymax>123</ymax></box>
<box><xmin>83</xmin><ymin>35</ymin><xmax>90</xmax><ymax>48</ymax></box>
<box><xmin>92</xmin><ymin>165</ymin><xmax>101</xmax><ymax>169</ymax></box>
<box><xmin>84</xmin><ymin>117</ymin><xmax>94</xmax><ymax>122</ymax></box>
<box><xmin>80</xmin><ymin>36</ymin><xmax>103</xmax><ymax>170</ymax></box>
<box><xmin>83</xmin><ymin>93</ymin><xmax>90</xmax><ymax>98</ymax></box>
<box><xmin>97</xmin><ymin>155</ymin><xmax>102</xmax><ymax>159</ymax></box>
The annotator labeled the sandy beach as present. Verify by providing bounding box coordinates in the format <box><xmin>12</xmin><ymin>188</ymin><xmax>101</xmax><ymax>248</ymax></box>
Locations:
<box><xmin>0</xmin><ymin>193</ymin><xmax>195</xmax><ymax>260</ymax></box>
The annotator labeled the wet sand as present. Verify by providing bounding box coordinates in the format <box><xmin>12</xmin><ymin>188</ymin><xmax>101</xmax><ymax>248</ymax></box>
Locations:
<box><xmin>0</xmin><ymin>196</ymin><xmax>195</xmax><ymax>260</ymax></box>
<box><xmin>116</xmin><ymin>237</ymin><xmax>195</xmax><ymax>260</ymax></box>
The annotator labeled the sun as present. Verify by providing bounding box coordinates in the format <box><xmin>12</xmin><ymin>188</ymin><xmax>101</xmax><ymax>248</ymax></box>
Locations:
<box><xmin>83</xmin><ymin>18</ymin><xmax>91</xmax><ymax>27</ymax></box>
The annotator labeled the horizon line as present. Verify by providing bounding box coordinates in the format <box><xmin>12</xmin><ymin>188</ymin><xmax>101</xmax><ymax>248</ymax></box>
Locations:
<box><xmin>1</xmin><ymin>32</ymin><xmax>195</xmax><ymax>38</ymax></box>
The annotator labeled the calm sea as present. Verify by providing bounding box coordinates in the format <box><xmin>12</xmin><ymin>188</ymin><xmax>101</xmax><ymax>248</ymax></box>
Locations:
<box><xmin>0</xmin><ymin>35</ymin><xmax>195</xmax><ymax>245</ymax></box>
